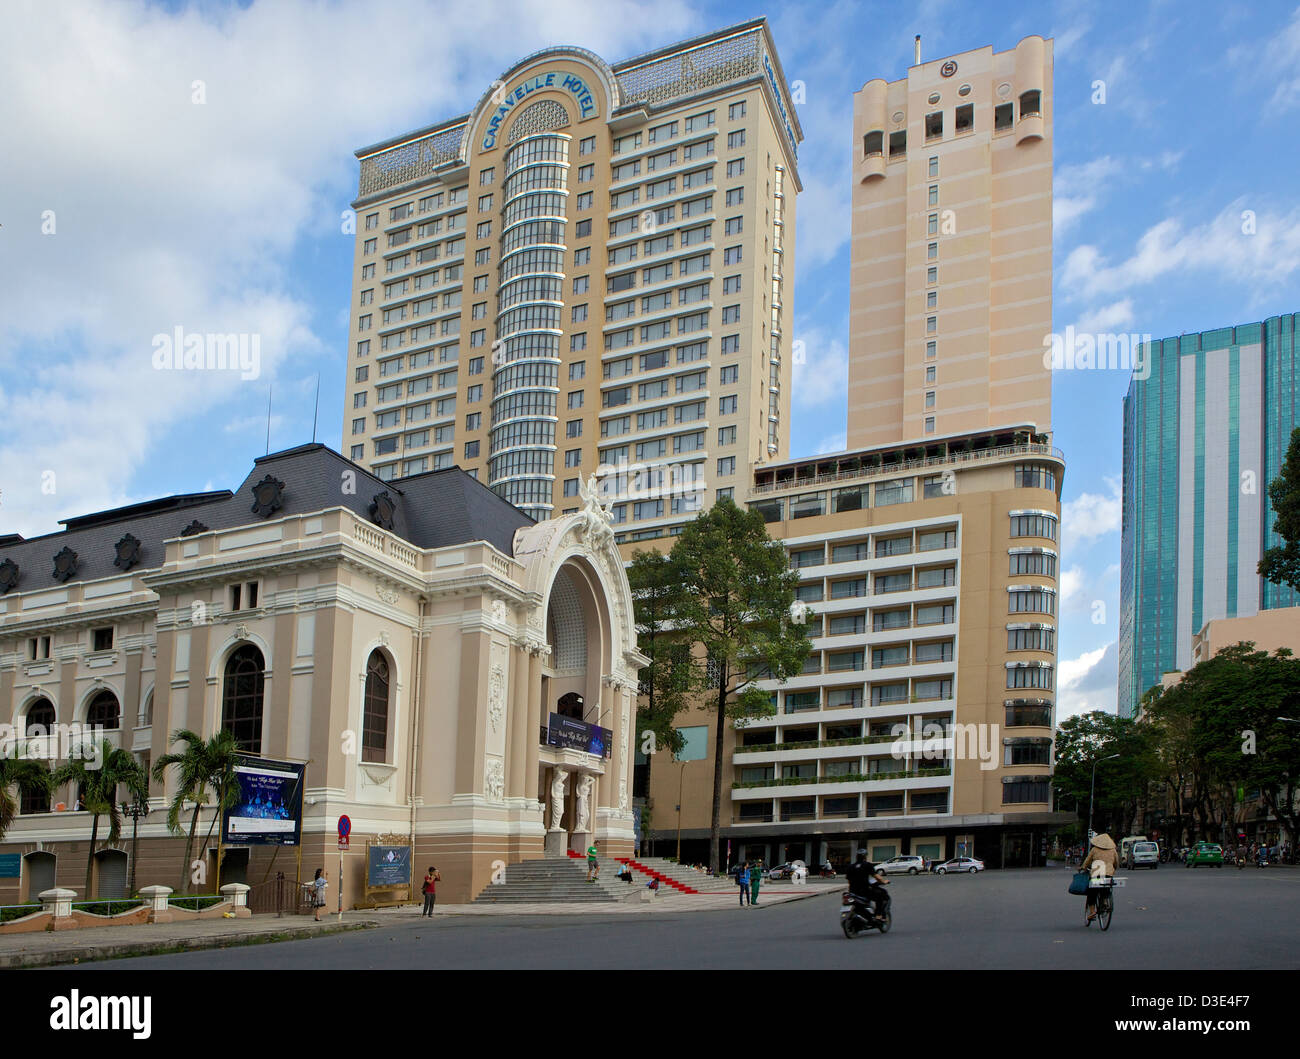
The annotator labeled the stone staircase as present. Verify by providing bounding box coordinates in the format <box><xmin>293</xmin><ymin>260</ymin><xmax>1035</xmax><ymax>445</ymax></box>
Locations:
<box><xmin>613</xmin><ymin>856</ymin><xmax>740</xmax><ymax>894</ymax></box>
<box><xmin>471</xmin><ymin>854</ymin><xmax>635</xmax><ymax>904</ymax></box>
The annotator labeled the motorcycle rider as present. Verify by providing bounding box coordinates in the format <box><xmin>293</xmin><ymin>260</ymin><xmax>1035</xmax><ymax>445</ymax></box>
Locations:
<box><xmin>845</xmin><ymin>850</ymin><xmax>890</xmax><ymax>921</ymax></box>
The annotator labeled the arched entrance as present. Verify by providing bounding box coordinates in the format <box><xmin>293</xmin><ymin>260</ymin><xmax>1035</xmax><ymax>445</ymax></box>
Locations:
<box><xmin>93</xmin><ymin>848</ymin><xmax>128</xmax><ymax>899</ymax></box>
<box><xmin>22</xmin><ymin>851</ymin><xmax>55</xmax><ymax>902</ymax></box>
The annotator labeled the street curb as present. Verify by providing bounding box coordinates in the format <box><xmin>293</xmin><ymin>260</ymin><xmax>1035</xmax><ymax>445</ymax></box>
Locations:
<box><xmin>4</xmin><ymin>919</ymin><xmax>380</xmax><ymax>969</ymax></box>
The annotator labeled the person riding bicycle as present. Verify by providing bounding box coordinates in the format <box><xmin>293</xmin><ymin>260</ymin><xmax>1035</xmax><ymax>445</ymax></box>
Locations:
<box><xmin>845</xmin><ymin>850</ymin><xmax>889</xmax><ymax>921</ymax></box>
<box><xmin>1080</xmin><ymin>833</ymin><xmax>1117</xmax><ymax>924</ymax></box>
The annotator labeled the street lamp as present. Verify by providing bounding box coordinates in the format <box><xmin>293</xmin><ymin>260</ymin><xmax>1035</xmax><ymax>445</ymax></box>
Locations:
<box><xmin>120</xmin><ymin>798</ymin><xmax>148</xmax><ymax>896</ymax></box>
<box><xmin>1088</xmin><ymin>753</ymin><xmax>1121</xmax><ymax>849</ymax></box>
<box><xmin>675</xmin><ymin>757</ymin><xmax>689</xmax><ymax>863</ymax></box>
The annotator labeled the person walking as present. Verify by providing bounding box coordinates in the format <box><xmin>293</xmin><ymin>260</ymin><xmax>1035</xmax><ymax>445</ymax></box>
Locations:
<box><xmin>586</xmin><ymin>842</ymin><xmax>600</xmax><ymax>882</ymax></box>
<box><xmin>737</xmin><ymin>862</ymin><xmax>750</xmax><ymax>907</ymax></box>
<box><xmin>311</xmin><ymin>868</ymin><xmax>328</xmax><ymax>922</ymax></box>
<box><xmin>421</xmin><ymin>866</ymin><xmax>440</xmax><ymax>916</ymax></box>
<box><xmin>749</xmin><ymin>860</ymin><xmax>762</xmax><ymax>906</ymax></box>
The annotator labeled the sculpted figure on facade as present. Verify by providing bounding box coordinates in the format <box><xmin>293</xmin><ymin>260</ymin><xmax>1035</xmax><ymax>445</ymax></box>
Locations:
<box><xmin>548</xmin><ymin>769</ymin><xmax>569</xmax><ymax>831</ymax></box>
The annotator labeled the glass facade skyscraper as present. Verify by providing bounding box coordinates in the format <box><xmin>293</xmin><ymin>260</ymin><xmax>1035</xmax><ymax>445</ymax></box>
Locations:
<box><xmin>1118</xmin><ymin>314</ymin><xmax>1299</xmax><ymax>716</ymax></box>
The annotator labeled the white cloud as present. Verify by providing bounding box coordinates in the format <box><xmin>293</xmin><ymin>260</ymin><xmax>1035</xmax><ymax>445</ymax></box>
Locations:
<box><xmin>791</xmin><ymin>328</ymin><xmax>849</xmax><ymax>411</ymax></box>
<box><xmin>1061</xmin><ymin>202</ymin><xmax>1300</xmax><ymax>304</ymax></box>
<box><xmin>1053</xmin><ymin>156</ymin><xmax>1123</xmax><ymax>235</ymax></box>
<box><xmin>813</xmin><ymin>431</ymin><xmax>847</xmax><ymax>456</ymax></box>
<box><xmin>1230</xmin><ymin>6</ymin><xmax>1300</xmax><ymax>112</ymax></box>
<box><xmin>1056</xmin><ymin>640</ymin><xmax>1120</xmax><ymax>721</ymax></box>
<box><xmin>1070</xmin><ymin>299</ymin><xmax>1136</xmax><ymax>335</ymax></box>
<box><xmin>1062</xmin><ymin>477</ymin><xmax>1123</xmax><ymax>546</ymax></box>
<box><xmin>0</xmin><ymin>0</ymin><xmax>701</xmax><ymax>537</ymax></box>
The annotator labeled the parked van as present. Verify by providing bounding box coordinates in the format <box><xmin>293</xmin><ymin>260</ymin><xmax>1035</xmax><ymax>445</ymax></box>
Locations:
<box><xmin>1120</xmin><ymin>835</ymin><xmax>1147</xmax><ymax>865</ymax></box>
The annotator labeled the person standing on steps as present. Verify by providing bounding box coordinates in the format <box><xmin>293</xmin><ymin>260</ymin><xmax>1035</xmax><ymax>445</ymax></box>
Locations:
<box><xmin>421</xmin><ymin>866</ymin><xmax>440</xmax><ymax>916</ymax></box>
<box><xmin>586</xmin><ymin>842</ymin><xmax>600</xmax><ymax>882</ymax></box>
<box><xmin>749</xmin><ymin>860</ymin><xmax>762</xmax><ymax>906</ymax></box>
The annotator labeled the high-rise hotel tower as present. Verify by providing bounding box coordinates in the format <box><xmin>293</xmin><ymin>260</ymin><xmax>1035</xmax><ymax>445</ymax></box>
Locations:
<box><xmin>343</xmin><ymin>20</ymin><xmax>802</xmax><ymax>532</ymax></box>
<box><xmin>847</xmin><ymin>35</ymin><xmax>1053</xmax><ymax>449</ymax></box>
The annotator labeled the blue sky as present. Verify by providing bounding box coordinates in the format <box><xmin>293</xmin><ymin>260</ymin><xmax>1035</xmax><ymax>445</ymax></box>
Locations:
<box><xmin>3</xmin><ymin>0</ymin><xmax>1299</xmax><ymax>718</ymax></box>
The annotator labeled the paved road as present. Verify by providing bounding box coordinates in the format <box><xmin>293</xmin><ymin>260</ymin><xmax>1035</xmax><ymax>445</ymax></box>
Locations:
<box><xmin>86</xmin><ymin>866</ymin><xmax>1300</xmax><ymax>969</ymax></box>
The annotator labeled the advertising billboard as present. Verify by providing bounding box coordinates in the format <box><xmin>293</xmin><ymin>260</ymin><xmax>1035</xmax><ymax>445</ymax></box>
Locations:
<box><xmin>546</xmin><ymin>714</ymin><xmax>612</xmax><ymax>758</ymax></box>
<box><xmin>367</xmin><ymin>845</ymin><xmax>412</xmax><ymax>889</ymax></box>
<box><xmin>221</xmin><ymin>756</ymin><xmax>305</xmax><ymax>846</ymax></box>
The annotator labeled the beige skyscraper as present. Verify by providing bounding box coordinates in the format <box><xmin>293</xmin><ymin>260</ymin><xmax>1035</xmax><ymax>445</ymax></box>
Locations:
<box><xmin>343</xmin><ymin>20</ymin><xmax>802</xmax><ymax>536</ymax></box>
<box><xmin>847</xmin><ymin>35</ymin><xmax>1053</xmax><ymax>450</ymax></box>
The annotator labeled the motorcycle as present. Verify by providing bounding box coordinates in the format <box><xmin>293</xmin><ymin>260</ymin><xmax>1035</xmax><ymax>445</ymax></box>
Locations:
<box><xmin>840</xmin><ymin>886</ymin><xmax>891</xmax><ymax>938</ymax></box>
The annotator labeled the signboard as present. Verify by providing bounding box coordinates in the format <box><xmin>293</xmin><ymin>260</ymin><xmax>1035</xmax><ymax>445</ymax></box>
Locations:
<box><xmin>481</xmin><ymin>71</ymin><xmax>598</xmax><ymax>151</ymax></box>
<box><xmin>221</xmin><ymin>756</ymin><xmax>305</xmax><ymax>846</ymax></box>
<box><xmin>546</xmin><ymin>713</ymin><xmax>612</xmax><ymax>758</ymax></box>
<box><xmin>367</xmin><ymin>845</ymin><xmax>412</xmax><ymax>889</ymax></box>
<box><xmin>0</xmin><ymin>854</ymin><xmax>20</xmax><ymax>878</ymax></box>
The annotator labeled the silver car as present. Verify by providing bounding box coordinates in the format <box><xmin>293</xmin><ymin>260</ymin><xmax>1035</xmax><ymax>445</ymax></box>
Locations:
<box><xmin>935</xmin><ymin>857</ymin><xmax>984</xmax><ymax>874</ymax></box>
<box><xmin>1127</xmin><ymin>840</ymin><xmax>1159</xmax><ymax>869</ymax></box>
<box><xmin>877</xmin><ymin>854</ymin><xmax>926</xmax><ymax>876</ymax></box>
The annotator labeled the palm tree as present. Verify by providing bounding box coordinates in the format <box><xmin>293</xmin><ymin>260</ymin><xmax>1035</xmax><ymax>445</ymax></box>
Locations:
<box><xmin>152</xmin><ymin>729</ymin><xmax>240</xmax><ymax>893</ymax></box>
<box><xmin>194</xmin><ymin>731</ymin><xmax>241</xmax><ymax>889</ymax></box>
<box><xmin>53</xmin><ymin>740</ymin><xmax>149</xmax><ymax>900</ymax></box>
<box><xmin>0</xmin><ymin>757</ymin><xmax>54</xmax><ymax>843</ymax></box>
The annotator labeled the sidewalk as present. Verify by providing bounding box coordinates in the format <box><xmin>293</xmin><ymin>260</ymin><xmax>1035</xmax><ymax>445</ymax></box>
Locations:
<box><xmin>0</xmin><ymin>914</ymin><xmax>378</xmax><ymax>969</ymax></box>
<box><xmin>0</xmin><ymin>887</ymin><xmax>831</xmax><ymax>967</ymax></box>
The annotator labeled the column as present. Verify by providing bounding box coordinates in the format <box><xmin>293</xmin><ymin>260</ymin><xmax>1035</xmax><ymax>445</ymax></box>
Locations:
<box><xmin>505</xmin><ymin>641</ymin><xmax>530</xmax><ymax>800</ymax></box>
<box><xmin>523</xmin><ymin>645</ymin><xmax>546</xmax><ymax>806</ymax></box>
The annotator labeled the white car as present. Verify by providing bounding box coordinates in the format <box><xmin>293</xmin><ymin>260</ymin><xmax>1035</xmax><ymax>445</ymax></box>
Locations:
<box><xmin>877</xmin><ymin>855</ymin><xmax>927</xmax><ymax>876</ymax></box>
<box><xmin>1127</xmin><ymin>840</ymin><xmax>1159</xmax><ymax>870</ymax></box>
<box><xmin>935</xmin><ymin>857</ymin><xmax>984</xmax><ymax>875</ymax></box>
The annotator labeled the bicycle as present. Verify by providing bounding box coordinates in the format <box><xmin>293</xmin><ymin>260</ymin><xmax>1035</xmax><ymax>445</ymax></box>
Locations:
<box><xmin>1085</xmin><ymin>877</ymin><xmax>1119</xmax><ymax>932</ymax></box>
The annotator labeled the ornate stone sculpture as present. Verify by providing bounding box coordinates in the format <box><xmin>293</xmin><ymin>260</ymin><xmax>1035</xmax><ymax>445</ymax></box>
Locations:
<box><xmin>548</xmin><ymin>769</ymin><xmax>569</xmax><ymax>831</ymax></box>
<box><xmin>485</xmin><ymin>759</ymin><xmax>504</xmax><ymax>802</ymax></box>
<box><xmin>488</xmin><ymin>663</ymin><xmax>505</xmax><ymax>733</ymax></box>
<box><xmin>574</xmin><ymin>773</ymin><xmax>594</xmax><ymax>832</ymax></box>
<box><xmin>577</xmin><ymin>473</ymin><xmax>615</xmax><ymax>547</ymax></box>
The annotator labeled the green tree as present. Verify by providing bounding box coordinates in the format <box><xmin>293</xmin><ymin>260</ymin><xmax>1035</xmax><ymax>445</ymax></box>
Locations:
<box><xmin>665</xmin><ymin>499</ymin><xmax>812</xmax><ymax>872</ymax></box>
<box><xmin>1053</xmin><ymin>711</ymin><xmax>1159</xmax><ymax>836</ymax></box>
<box><xmin>1259</xmin><ymin>425</ymin><xmax>1300</xmax><ymax>592</ymax></box>
<box><xmin>627</xmin><ymin>550</ymin><xmax>690</xmax><ymax>804</ymax></box>
<box><xmin>53</xmin><ymin>740</ymin><xmax>149</xmax><ymax>899</ymax></box>
<box><xmin>151</xmin><ymin>729</ymin><xmax>241</xmax><ymax>892</ymax></box>
<box><xmin>0</xmin><ymin>757</ymin><xmax>53</xmax><ymax>844</ymax></box>
<box><xmin>1179</xmin><ymin>643</ymin><xmax>1300</xmax><ymax>844</ymax></box>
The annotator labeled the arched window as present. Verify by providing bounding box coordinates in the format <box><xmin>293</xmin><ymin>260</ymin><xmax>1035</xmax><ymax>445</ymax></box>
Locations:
<box><xmin>86</xmin><ymin>690</ymin><xmax>121</xmax><ymax>730</ymax></box>
<box><xmin>222</xmin><ymin>645</ymin><xmax>265</xmax><ymax>753</ymax></box>
<box><xmin>362</xmin><ymin>651</ymin><xmax>390</xmax><ymax>763</ymax></box>
<box><xmin>25</xmin><ymin>698</ymin><xmax>55</xmax><ymax>736</ymax></box>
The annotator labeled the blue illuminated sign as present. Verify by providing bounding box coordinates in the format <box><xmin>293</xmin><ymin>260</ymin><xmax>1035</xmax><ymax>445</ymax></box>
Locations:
<box><xmin>762</xmin><ymin>52</ymin><xmax>798</xmax><ymax>160</ymax></box>
<box><xmin>482</xmin><ymin>71</ymin><xmax>598</xmax><ymax>151</ymax></box>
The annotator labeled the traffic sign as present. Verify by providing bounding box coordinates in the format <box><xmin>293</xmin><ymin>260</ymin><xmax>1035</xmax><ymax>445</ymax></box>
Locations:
<box><xmin>338</xmin><ymin>814</ymin><xmax>351</xmax><ymax>839</ymax></box>
<box><xmin>338</xmin><ymin>834</ymin><xmax>350</xmax><ymax>851</ymax></box>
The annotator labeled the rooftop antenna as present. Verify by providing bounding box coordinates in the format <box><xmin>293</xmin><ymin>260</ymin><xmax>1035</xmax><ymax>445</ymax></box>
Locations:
<box><xmin>311</xmin><ymin>373</ymin><xmax>321</xmax><ymax>444</ymax></box>
<box><xmin>265</xmin><ymin>384</ymin><xmax>272</xmax><ymax>456</ymax></box>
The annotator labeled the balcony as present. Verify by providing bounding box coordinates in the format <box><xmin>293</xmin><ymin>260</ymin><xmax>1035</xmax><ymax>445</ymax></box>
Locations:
<box><xmin>749</xmin><ymin>440</ymin><xmax>1065</xmax><ymax>498</ymax></box>
<box><xmin>732</xmin><ymin>766</ymin><xmax>952</xmax><ymax>791</ymax></box>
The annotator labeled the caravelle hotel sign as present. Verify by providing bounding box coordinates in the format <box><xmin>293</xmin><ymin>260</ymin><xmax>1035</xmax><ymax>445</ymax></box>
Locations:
<box><xmin>481</xmin><ymin>70</ymin><xmax>598</xmax><ymax>150</ymax></box>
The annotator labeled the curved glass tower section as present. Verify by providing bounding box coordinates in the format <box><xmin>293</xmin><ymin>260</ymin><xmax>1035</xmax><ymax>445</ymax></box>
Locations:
<box><xmin>489</xmin><ymin>102</ymin><xmax>571</xmax><ymax>520</ymax></box>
